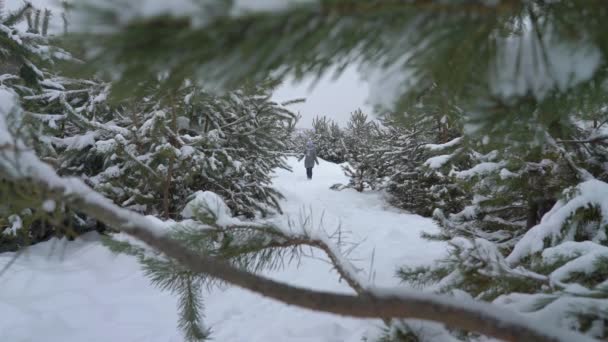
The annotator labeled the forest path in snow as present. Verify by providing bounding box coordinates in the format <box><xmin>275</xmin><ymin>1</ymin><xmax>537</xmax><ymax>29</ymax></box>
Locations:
<box><xmin>0</xmin><ymin>157</ymin><xmax>446</xmax><ymax>342</ymax></box>
<box><xmin>205</xmin><ymin>157</ymin><xmax>447</xmax><ymax>341</ymax></box>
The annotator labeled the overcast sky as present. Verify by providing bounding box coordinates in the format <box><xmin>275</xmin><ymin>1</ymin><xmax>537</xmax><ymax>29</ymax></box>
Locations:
<box><xmin>273</xmin><ymin>66</ymin><xmax>372</xmax><ymax>128</ymax></box>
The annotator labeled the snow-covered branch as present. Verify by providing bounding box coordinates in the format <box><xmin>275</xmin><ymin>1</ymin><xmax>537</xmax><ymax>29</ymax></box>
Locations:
<box><xmin>545</xmin><ymin>132</ymin><xmax>594</xmax><ymax>181</ymax></box>
<box><xmin>423</xmin><ymin>137</ymin><xmax>462</xmax><ymax>151</ymax></box>
<box><xmin>59</xmin><ymin>94</ymin><xmax>131</xmax><ymax>137</ymax></box>
<box><xmin>557</xmin><ymin>134</ymin><xmax>608</xmax><ymax>144</ymax></box>
<box><xmin>235</xmin><ymin>223</ymin><xmax>369</xmax><ymax>296</ymax></box>
<box><xmin>0</xmin><ymin>152</ymin><xmax>590</xmax><ymax>341</ymax></box>
<box><xmin>181</xmin><ymin>194</ymin><xmax>369</xmax><ymax>296</ymax></box>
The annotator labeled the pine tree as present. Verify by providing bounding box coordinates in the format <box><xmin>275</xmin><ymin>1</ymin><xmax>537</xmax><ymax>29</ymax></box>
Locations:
<box><xmin>48</xmin><ymin>81</ymin><xmax>296</xmax><ymax>219</ymax></box>
<box><xmin>378</xmin><ymin>84</ymin><xmax>470</xmax><ymax>216</ymax></box>
<box><xmin>308</xmin><ymin>115</ymin><xmax>347</xmax><ymax>163</ymax></box>
<box><xmin>341</xmin><ymin>109</ymin><xmax>383</xmax><ymax>192</ymax></box>
<box><xmin>0</xmin><ymin>2</ymin><xmax>89</xmax><ymax>251</ymax></box>
<box><xmin>396</xmin><ymin>93</ymin><xmax>608</xmax><ymax>340</ymax></box>
<box><xmin>2</xmin><ymin>3</ymin><xmax>297</xmax><ymax>246</ymax></box>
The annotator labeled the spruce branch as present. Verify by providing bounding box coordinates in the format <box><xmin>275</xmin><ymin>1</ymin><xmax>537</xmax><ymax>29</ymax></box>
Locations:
<box><xmin>57</xmin><ymin>94</ymin><xmax>131</xmax><ymax>136</ymax></box>
<box><xmin>557</xmin><ymin>134</ymin><xmax>608</xmax><ymax>145</ymax></box>
<box><xmin>207</xmin><ymin>218</ymin><xmax>368</xmax><ymax>295</ymax></box>
<box><xmin>102</xmin><ymin>235</ymin><xmax>211</xmax><ymax>342</ymax></box>
<box><xmin>545</xmin><ymin>132</ymin><xmax>594</xmax><ymax>181</ymax></box>
<box><xmin>177</xmin><ymin>276</ymin><xmax>211</xmax><ymax>341</ymax></box>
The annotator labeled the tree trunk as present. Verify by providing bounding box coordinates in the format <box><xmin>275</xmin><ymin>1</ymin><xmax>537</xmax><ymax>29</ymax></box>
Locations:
<box><xmin>163</xmin><ymin>155</ymin><xmax>174</xmax><ymax>219</ymax></box>
<box><xmin>526</xmin><ymin>200</ymin><xmax>539</xmax><ymax>228</ymax></box>
<box><xmin>163</xmin><ymin>95</ymin><xmax>179</xmax><ymax>219</ymax></box>
<box><xmin>527</xmin><ymin>198</ymin><xmax>556</xmax><ymax>228</ymax></box>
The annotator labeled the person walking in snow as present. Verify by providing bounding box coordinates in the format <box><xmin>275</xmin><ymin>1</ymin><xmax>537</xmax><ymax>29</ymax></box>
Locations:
<box><xmin>298</xmin><ymin>140</ymin><xmax>319</xmax><ymax>180</ymax></box>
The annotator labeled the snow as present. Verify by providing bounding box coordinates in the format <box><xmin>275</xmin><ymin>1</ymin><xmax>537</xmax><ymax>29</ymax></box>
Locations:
<box><xmin>94</xmin><ymin>138</ymin><xmax>116</xmax><ymax>154</ymax></box>
<box><xmin>180</xmin><ymin>190</ymin><xmax>238</xmax><ymax>227</ymax></box>
<box><xmin>499</xmin><ymin>167</ymin><xmax>517</xmax><ymax>179</ymax></box>
<box><xmin>494</xmin><ymin>292</ymin><xmax>608</xmax><ymax>340</ymax></box>
<box><xmin>4</xmin><ymin>0</ymin><xmax>65</xmax><ymax>34</ymax></box>
<box><xmin>0</xmin><ymin>89</ymin><xmax>586</xmax><ymax>341</ymax></box>
<box><xmin>40</xmin><ymin>79</ymin><xmax>66</xmax><ymax>90</ymax></box>
<box><xmin>51</xmin><ymin>131</ymin><xmax>98</xmax><ymax>150</ymax></box>
<box><xmin>231</xmin><ymin>0</ymin><xmax>317</xmax><ymax>15</ymax></box>
<box><xmin>549</xmin><ymin>248</ymin><xmax>608</xmax><ymax>286</ymax></box>
<box><xmin>448</xmin><ymin>237</ymin><xmax>548</xmax><ymax>282</ymax></box>
<box><xmin>424</xmin><ymin>154</ymin><xmax>452</xmax><ymax>169</ymax></box>
<box><xmin>423</xmin><ymin>137</ymin><xmax>462</xmax><ymax>151</ymax></box>
<box><xmin>176</xmin><ymin>116</ymin><xmax>190</xmax><ymax>130</ymax></box>
<box><xmin>0</xmin><ymin>157</ymin><xmax>448</xmax><ymax>341</ymax></box>
<box><xmin>0</xmin><ymin>235</ymin><xmax>181</xmax><ymax>341</ymax></box>
<box><xmin>540</xmin><ymin>242</ymin><xmax>608</xmax><ymax>292</ymax></box>
<box><xmin>452</xmin><ymin>161</ymin><xmax>503</xmax><ymax>179</ymax></box>
<box><xmin>542</xmin><ymin>241</ymin><xmax>608</xmax><ymax>265</ymax></box>
<box><xmin>507</xmin><ymin>179</ymin><xmax>608</xmax><ymax>265</ymax></box>
<box><xmin>179</xmin><ymin>145</ymin><xmax>195</xmax><ymax>159</ymax></box>
<box><xmin>4</xmin><ymin>215</ymin><xmax>23</xmax><ymax>235</ymax></box>
<box><xmin>0</xmin><ymin>91</ymin><xmax>170</xmax><ymax>242</ymax></box>
<box><xmin>369</xmin><ymin>287</ymin><xmax>590</xmax><ymax>342</ymax></box>
<box><xmin>0</xmin><ymin>88</ymin><xmax>18</xmax><ymax>123</ymax></box>
<box><xmin>42</xmin><ymin>199</ymin><xmax>56</xmax><ymax>212</ymax></box>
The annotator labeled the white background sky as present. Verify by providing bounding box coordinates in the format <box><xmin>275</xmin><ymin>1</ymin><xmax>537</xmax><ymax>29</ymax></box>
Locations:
<box><xmin>273</xmin><ymin>67</ymin><xmax>372</xmax><ymax>128</ymax></box>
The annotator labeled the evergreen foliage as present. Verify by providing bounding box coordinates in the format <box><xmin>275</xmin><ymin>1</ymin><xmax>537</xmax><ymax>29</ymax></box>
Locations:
<box><xmin>326</xmin><ymin>99</ymin><xmax>468</xmax><ymax>215</ymax></box>
<box><xmin>341</xmin><ymin>110</ymin><xmax>383</xmax><ymax>192</ymax></box>
<box><xmin>70</xmin><ymin>0</ymin><xmax>608</xmax><ymax>120</ymax></box>
<box><xmin>48</xmin><ymin>81</ymin><xmax>296</xmax><ymax>219</ymax></box>
<box><xmin>0</xmin><ymin>2</ymin><xmax>86</xmax><ymax>251</ymax></box>
<box><xmin>1</xmin><ymin>3</ymin><xmax>296</xmax><ymax>251</ymax></box>
<box><xmin>395</xmin><ymin>93</ymin><xmax>608</xmax><ymax>340</ymax></box>
<box><xmin>290</xmin><ymin>115</ymin><xmax>347</xmax><ymax>163</ymax></box>
<box><xmin>377</xmin><ymin>84</ymin><xmax>470</xmax><ymax>216</ymax></box>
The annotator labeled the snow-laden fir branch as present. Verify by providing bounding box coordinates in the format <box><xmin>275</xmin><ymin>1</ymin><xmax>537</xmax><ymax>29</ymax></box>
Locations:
<box><xmin>544</xmin><ymin>132</ymin><xmax>594</xmax><ymax>181</ymax></box>
<box><xmin>58</xmin><ymin>94</ymin><xmax>131</xmax><ymax>136</ymax></box>
<box><xmin>557</xmin><ymin>134</ymin><xmax>608</xmax><ymax>144</ymax></box>
<box><xmin>178</xmin><ymin>195</ymin><xmax>368</xmax><ymax>295</ymax></box>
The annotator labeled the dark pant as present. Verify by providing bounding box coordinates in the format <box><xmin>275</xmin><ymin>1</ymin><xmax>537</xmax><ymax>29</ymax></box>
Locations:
<box><xmin>306</xmin><ymin>167</ymin><xmax>313</xmax><ymax>179</ymax></box>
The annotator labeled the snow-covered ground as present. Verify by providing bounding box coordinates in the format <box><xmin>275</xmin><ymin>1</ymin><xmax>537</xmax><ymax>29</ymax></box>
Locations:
<box><xmin>0</xmin><ymin>157</ymin><xmax>446</xmax><ymax>342</ymax></box>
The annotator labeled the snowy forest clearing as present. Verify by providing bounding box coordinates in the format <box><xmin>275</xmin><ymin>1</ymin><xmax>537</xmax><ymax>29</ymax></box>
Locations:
<box><xmin>0</xmin><ymin>157</ymin><xmax>446</xmax><ymax>342</ymax></box>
